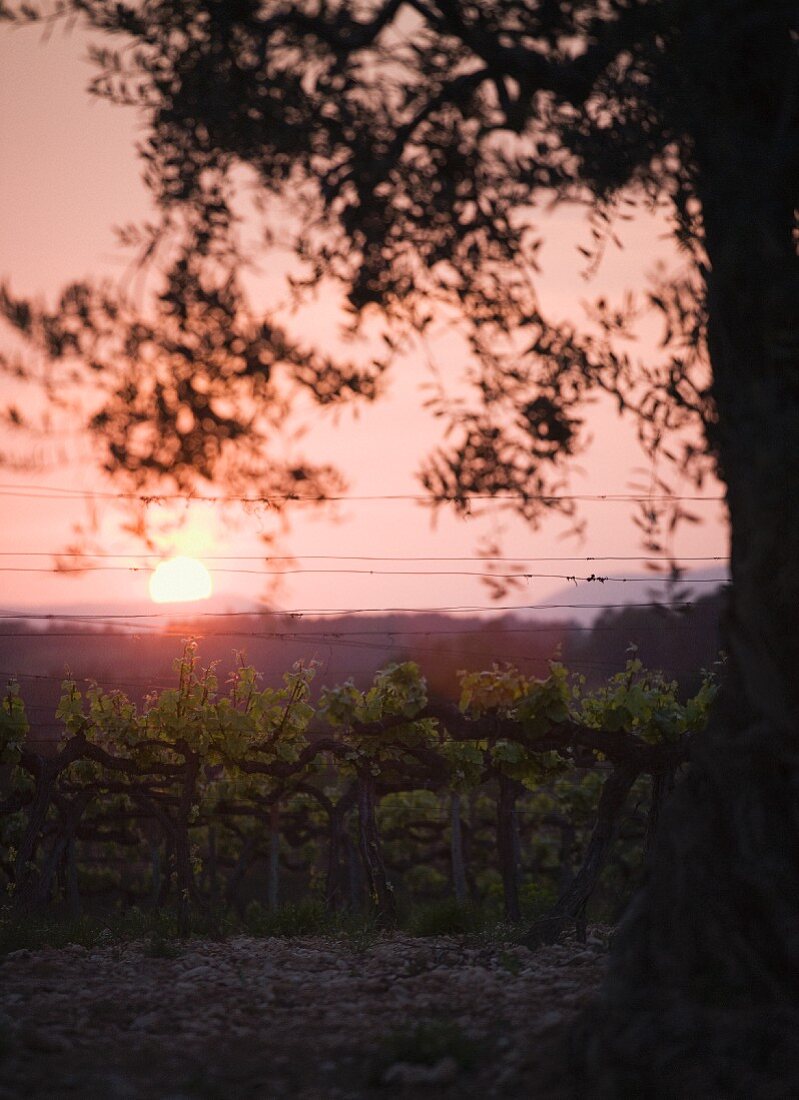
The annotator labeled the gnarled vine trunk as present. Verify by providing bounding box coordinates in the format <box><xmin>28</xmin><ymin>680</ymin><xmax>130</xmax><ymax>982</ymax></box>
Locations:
<box><xmin>357</xmin><ymin>770</ymin><xmax>396</xmax><ymax>926</ymax></box>
<box><xmin>497</xmin><ymin>774</ymin><xmax>522</xmax><ymax>923</ymax></box>
<box><xmin>324</xmin><ymin>802</ymin><xmax>346</xmax><ymax>911</ymax></box>
<box><xmin>268</xmin><ymin>802</ymin><xmax>280</xmax><ymax>910</ymax></box>
<box><xmin>534</xmin><ymin>764</ymin><xmax>637</xmax><ymax>945</ymax></box>
<box><xmin>450</xmin><ymin>791</ymin><xmax>469</xmax><ymax>904</ymax></box>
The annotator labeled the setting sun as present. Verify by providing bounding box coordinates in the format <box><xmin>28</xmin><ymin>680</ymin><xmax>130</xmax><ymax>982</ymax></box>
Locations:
<box><xmin>149</xmin><ymin>556</ymin><xmax>213</xmax><ymax>604</ymax></box>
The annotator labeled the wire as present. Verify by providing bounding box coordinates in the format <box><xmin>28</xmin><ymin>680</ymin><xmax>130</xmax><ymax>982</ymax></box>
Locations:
<box><xmin>0</xmin><ymin>604</ymin><xmax>709</xmax><ymax>640</ymax></box>
<box><xmin>0</xmin><ymin>597</ymin><xmax>711</xmax><ymax>621</ymax></box>
<box><xmin>1</xmin><ymin>669</ymin><xmax>178</xmax><ymax>691</ymax></box>
<box><xmin>0</xmin><ymin>482</ymin><xmax>727</xmax><ymax>505</ymax></box>
<box><xmin>0</xmin><ymin>565</ymin><xmax>730</xmax><ymax>587</ymax></box>
<box><xmin>0</xmin><ymin>552</ymin><xmax>729</xmax><ymax>562</ymax></box>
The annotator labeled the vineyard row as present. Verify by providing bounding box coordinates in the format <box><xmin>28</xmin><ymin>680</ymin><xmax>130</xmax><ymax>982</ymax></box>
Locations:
<box><xmin>0</xmin><ymin>644</ymin><xmax>717</xmax><ymax>937</ymax></box>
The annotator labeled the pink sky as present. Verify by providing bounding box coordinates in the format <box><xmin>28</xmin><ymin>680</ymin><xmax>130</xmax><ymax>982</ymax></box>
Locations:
<box><xmin>0</xmin><ymin>23</ymin><xmax>728</xmax><ymax>618</ymax></box>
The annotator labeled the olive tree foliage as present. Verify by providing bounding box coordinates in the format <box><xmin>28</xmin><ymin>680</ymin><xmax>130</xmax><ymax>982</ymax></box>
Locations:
<box><xmin>1</xmin><ymin>0</ymin><xmax>716</xmax><ymax>543</ymax></box>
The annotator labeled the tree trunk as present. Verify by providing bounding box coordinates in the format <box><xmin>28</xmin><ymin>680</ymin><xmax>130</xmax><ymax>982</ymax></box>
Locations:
<box><xmin>643</xmin><ymin>771</ymin><xmax>669</xmax><ymax>860</ymax></box>
<box><xmin>174</xmin><ymin>824</ymin><xmax>193</xmax><ymax>937</ymax></box>
<box><xmin>533</xmin><ymin>765</ymin><xmax>637</xmax><ymax>945</ymax></box>
<box><xmin>346</xmin><ymin>832</ymin><xmax>362</xmax><ymax>912</ymax></box>
<box><xmin>268</xmin><ymin>802</ymin><xmax>280</xmax><ymax>910</ymax></box>
<box><xmin>14</xmin><ymin>761</ymin><xmax>56</xmax><ymax>909</ymax></box>
<box><xmin>66</xmin><ymin>836</ymin><xmax>80</xmax><ymax>918</ymax></box>
<box><xmin>150</xmin><ymin>839</ymin><xmax>162</xmax><ymax>909</ymax></box>
<box><xmin>175</xmin><ymin>753</ymin><xmax>200</xmax><ymax>937</ymax></box>
<box><xmin>497</xmin><ymin>774</ymin><xmax>521</xmax><ymax>923</ymax></box>
<box><xmin>206</xmin><ymin>825</ymin><xmax>219</xmax><ymax>905</ymax></box>
<box><xmin>157</xmin><ymin>833</ymin><xmax>174</xmax><ymax>909</ymax></box>
<box><xmin>450</xmin><ymin>791</ymin><xmax>469</xmax><ymax>904</ymax></box>
<box><xmin>357</xmin><ymin>771</ymin><xmax>396</xmax><ymax>926</ymax></box>
<box><xmin>324</xmin><ymin>804</ymin><xmax>346</xmax><ymax>912</ymax></box>
<box><xmin>556</xmin><ymin>818</ymin><xmax>576</xmax><ymax>895</ymax></box>
<box><xmin>225</xmin><ymin>834</ymin><xmax>256</xmax><ymax>912</ymax></box>
<box><xmin>36</xmin><ymin>834</ymin><xmax>67</xmax><ymax>908</ymax></box>
<box><xmin>585</xmin><ymin>190</ymin><xmax>799</xmax><ymax>1094</ymax></box>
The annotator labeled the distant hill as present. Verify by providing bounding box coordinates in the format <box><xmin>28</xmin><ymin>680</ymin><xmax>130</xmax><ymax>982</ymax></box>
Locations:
<box><xmin>535</xmin><ymin>565</ymin><xmax>729</xmax><ymax>624</ymax></box>
<box><xmin>2</xmin><ymin>587</ymin><xmax>725</xmax><ymax>746</ymax></box>
<box><xmin>562</xmin><ymin>589</ymin><xmax>724</xmax><ymax>694</ymax></box>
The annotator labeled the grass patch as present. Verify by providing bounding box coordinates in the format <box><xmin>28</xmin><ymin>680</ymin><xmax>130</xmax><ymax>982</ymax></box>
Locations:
<box><xmin>0</xmin><ymin>898</ymin><xmax>549</xmax><ymax>954</ymax></box>
<box><xmin>0</xmin><ymin>909</ymin><xmax>110</xmax><ymax>955</ymax></box>
<box><xmin>145</xmin><ymin>931</ymin><xmax>183</xmax><ymax>959</ymax></box>
<box><xmin>339</xmin><ymin>920</ymin><xmax>379</xmax><ymax>956</ymax></box>
<box><xmin>497</xmin><ymin>948</ymin><xmax>523</xmax><ymax>975</ymax></box>
<box><xmin>242</xmin><ymin>899</ymin><xmax>336</xmax><ymax>937</ymax></box>
<box><xmin>0</xmin><ymin>905</ymin><xmax>195</xmax><ymax>955</ymax></box>
<box><xmin>404</xmin><ymin>898</ymin><xmax>484</xmax><ymax>937</ymax></box>
<box><xmin>0</xmin><ymin>900</ymin><xmax>378</xmax><ymax>953</ymax></box>
<box><xmin>368</xmin><ymin>1018</ymin><xmax>480</xmax><ymax>1084</ymax></box>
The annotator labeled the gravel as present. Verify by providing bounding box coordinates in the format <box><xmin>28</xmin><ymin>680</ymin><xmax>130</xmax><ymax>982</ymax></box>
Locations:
<box><xmin>0</xmin><ymin>930</ymin><xmax>610</xmax><ymax>1098</ymax></box>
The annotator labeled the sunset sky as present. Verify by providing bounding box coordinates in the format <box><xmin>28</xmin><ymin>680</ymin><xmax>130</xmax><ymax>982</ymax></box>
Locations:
<box><xmin>0</xmin><ymin>21</ymin><xmax>729</xmax><ymax>619</ymax></box>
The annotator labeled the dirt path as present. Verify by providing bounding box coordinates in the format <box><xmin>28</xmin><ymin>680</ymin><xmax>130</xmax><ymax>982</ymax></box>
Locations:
<box><xmin>0</xmin><ymin>931</ymin><xmax>608</xmax><ymax>1098</ymax></box>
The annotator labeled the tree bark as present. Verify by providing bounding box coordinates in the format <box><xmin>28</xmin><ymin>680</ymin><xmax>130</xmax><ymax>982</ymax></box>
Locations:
<box><xmin>174</xmin><ymin>752</ymin><xmax>199</xmax><ymax>937</ymax></box>
<box><xmin>643</xmin><ymin>771</ymin><xmax>670</xmax><ymax>860</ymax></box>
<box><xmin>224</xmin><ymin>834</ymin><xmax>256</xmax><ymax>912</ymax></box>
<box><xmin>206</xmin><ymin>825</ymin><xmax>219</xmax><ymax>905</ymax></box>
<box><xmin>268</xmin><ymin>802</ymin><xmax>280</xmax><ymax>910</ymax></box>
<box><xmin>532</xmin><ymin>765</ymin><xmax>637</xmax><ymax>944</ymax></box>
<box><xmin>150</xmin><ymin>838</ymin><xmax>162</xmax><ymax>909</ymax></box>
<box><xmin>66</xmin><ymin>836</ymin><xmax>80</xmax><ymax>918</ymax></box>
<box><xmin>497</xmin><ymin>774</ymin><xmax>522</xmax><ymax>923</ymax></box>
<box><xmin>324</xmin><ymin>803</ymin><xmax>347</xmax><ymax>912</ymax></box>
<box><xmin>14</xmin><ymin>760</ymin><xmax>57</xmax><ymax>908</ymax></box>
<box><xmin>174</xmin><ymin>824</ymin><xmax>193</xmax><ymax>936</ymax></box>
<box><xmin>450</xmin><ymin>791</ymin><xmax>469</xmax><ymax>904</ymax></box>
<box><xmin>37</xmin><ymin>834</ymin><xmax>67</xmax><ymax>908</ymax></box>
<box><xmin>346</xmin><ymin>832</ymin><xmax>362</xmax><ymax>912</ymax></box>
<box><xmin>157</xmin><ymin>833</ymin><xmax>174</xmax><ymax>909</ymax></box>
<box><xmin>357</xmin><ymin>770</ymin><xmax>396</xmax><ymax>926</ymax></box>
<box><xmin>556</xmin><ymin>818</ymin><xmax>576</xmax><ymax>895</ymax></box>
<box><xmin>586</xmin><ymin>185</ymin><xmax>799</xmax><ymax>1094</ymax></box>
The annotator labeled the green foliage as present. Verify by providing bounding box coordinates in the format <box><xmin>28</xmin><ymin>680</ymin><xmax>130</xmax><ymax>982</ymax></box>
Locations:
<box><xmin>458</xmin><ymin>663</ymin><xmax>569</xmax><ymax>784</ymax></box>
<box><xmin>497</xmin><ymin>949</ymin><xmax>524</xmax><ymax>976</ymax></box>
<box><xmin>60</xmin><ymin>643</ymin><xmax>317</xmax><ymax>764</ymax></box>
<box><xmin>406</xmin><ymin>899</ymin><xmax>483</xmax><ymax>937</ymax></box>
<box><xmin>402</xmin><ymin>864</ymin><xmax>448</xmax><ymax>897</ymax></box>
<box><xmin>0</xmin><ymin>679</ymin><xmax>28</xmax><ymax>765</ymax></box>
<box><xmin>145</xmin><ymin>932</ymin><xmax>183</xmax><ymax>959</ymax></box>
<box><xmin>1</xmin><ymin>646</ymin><xmax>715</xmax><ymax>930</ymax></box>
<box><xmin>320</xmin><ymin>662</ymin><xmax>428</xmax><ymax>727</ymax></box>
<box><xmin>439</xmin><ymin>739</ymin><xmax>484</xmax><ymax>790</ymax></box>
<box><xmin>459</xmin><ymin>661</ymin><xmax>572</xmax><ymax>733</ymax></box>
<box><xmin>0</xmin><ymin>906</ymin><xmax>180</xmax><ymax>955</ymax></box>
<box><xmin>318</xmin><ymin>663</ymin><xmax>442</xmax><ymax>784</ymax></box>
<box><xmin>581</xmin><ymin>654</ymin><xmax>717</xmax><ymax>745</ymax></box>
<box><xmin>242</xmin><ymin>900</ymin><xmax>334</xmax><ymax>938</ymax></box>
<box><xmin>369</xmin><ymin>1018</ymin><xmax>480</xmax><ymax>1083</ymax></box>
<box><xmin>459</xmin><ymin>665</ymin><xmax>531</xmax><ymax>716</ymax></box>
<box><xmin>519</xmin><ymin>881</ymin><xmax>558</xmax><ymax>921</ymax></box>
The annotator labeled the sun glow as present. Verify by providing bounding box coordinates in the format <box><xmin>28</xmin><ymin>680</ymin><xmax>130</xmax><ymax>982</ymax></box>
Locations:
<box><xmin>149</xmin><ymin>556</ymin><xmax>213</xmax><ymax>604</ymax></box>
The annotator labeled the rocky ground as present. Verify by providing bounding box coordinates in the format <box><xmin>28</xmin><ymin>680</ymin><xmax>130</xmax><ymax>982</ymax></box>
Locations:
<box><xmin>0</xmin><ymin>930</ymin><xmax>608</xmax><ymax>1099</ymax></box>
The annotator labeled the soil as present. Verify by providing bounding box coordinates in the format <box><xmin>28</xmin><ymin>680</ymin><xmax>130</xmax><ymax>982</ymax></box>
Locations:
<box><xmin>0</xmin><ymin>930</ymin><xmax>608</xmax><ymax>1098</ymax></box>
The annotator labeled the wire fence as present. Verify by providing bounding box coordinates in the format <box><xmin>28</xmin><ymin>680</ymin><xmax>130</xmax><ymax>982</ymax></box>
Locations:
<box><xmin>0</xmin><ymin>482</ymin><xmax>728</xmax><ymax>505</ymax></box>
<box><xmin>0</xmin><ymin>482</ymin><xmax>727</xmax><ymax>740</ymax></box>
